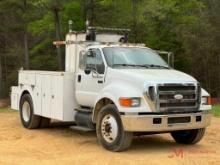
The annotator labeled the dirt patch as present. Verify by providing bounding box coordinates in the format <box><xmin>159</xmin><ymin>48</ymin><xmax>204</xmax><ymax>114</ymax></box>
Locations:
<box><xmin>0</xmin><ymin>111</ymin><xmax>219</xmax><ymax>165</ymax></box>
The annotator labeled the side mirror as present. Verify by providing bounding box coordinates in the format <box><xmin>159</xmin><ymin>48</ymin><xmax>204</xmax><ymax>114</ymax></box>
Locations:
<box><xmin>92</xmin><ymin>70</ymin><xmax>103</xmax><ymax>78</ymax></box>
<box><xmin>84</xmin><ymin>69</ymin><xmax>91</xmax><ymax>75</ymax></box>
<box><xmin>87</xmin><ymin>50</ymin><xmax>95</xmax><ymax>57</ymax></box>
<box><xmin>79</xmin><ymin>50</ymin><xmax>86</xmax><ymax>70</ymax></box>
<box><xmin>157</xmin><ymin>51</ymin><xmax>174</xmax><ymax>68</ymax></box>
<box><xmin>168</xmin><ymin>52</ymin><xmax>174</xmax><ymax>68</ymax></box>
<box><xmin>92</xmin><ymin>70</ymin><xmax>99</xmax><ymax>78</ymax></box>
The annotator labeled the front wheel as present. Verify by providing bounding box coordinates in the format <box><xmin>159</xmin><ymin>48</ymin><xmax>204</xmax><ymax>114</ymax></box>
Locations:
<box><xmin>96</xmin><ymin>104</ymin><xmax>133</xmax><ymax>152</ymax></box>
<box><xmin>170</xmin><ymin>128</ymin><xmax>206</xmax><ymax>144</ymax></box>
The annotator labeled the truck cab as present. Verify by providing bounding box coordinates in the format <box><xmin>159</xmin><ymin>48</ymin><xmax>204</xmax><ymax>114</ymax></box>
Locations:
<box><xmin>11</xmin><ymin>27</ymin><xmax>212</xmax><ymax>152</ymax></box>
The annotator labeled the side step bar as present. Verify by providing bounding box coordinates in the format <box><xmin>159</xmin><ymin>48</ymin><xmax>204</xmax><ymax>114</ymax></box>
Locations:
<box><xmin>70</xmin><ymin>125</ymin><xmax>95</xmax><ymax>132</ymax></box>
<box><xmin>74</xmin><ymin>107</ymin><xmax>95</xmax><ymax>130</ymax></box>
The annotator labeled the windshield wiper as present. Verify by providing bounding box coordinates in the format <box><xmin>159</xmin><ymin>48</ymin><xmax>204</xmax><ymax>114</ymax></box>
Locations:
<box><xmin>112</xmin><ymin>64</ymin><xmax>149</xmax><ymax>68</ymax></box>
<box><xmin>143</xmin><ymin>64</ymin><xmax>170</xmax><ymax>69</ymax></box>
<box><xmin>112</xmin><ymin>64</ymin><xmax>169</xmax><ymax>69</ymax></box>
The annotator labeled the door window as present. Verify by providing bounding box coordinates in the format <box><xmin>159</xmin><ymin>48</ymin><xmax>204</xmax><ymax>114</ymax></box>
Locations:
<box><xmin>85</xmin><ymin>49</ymin><xmax>105</xmax><ymax>74</ymax></box>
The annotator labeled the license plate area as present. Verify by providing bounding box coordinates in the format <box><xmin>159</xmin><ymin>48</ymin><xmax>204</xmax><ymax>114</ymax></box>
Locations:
<box><xmin>168</xmin><ymin>116</ymin><xmax>191</xmax><ymax>124</ymax></box>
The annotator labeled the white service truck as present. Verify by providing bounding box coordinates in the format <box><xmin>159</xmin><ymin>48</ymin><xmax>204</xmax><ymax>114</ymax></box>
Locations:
<box><xmin>11</xmin><ymin>26</ymin><xmax>212</xmax><ymax>151</ymax></box>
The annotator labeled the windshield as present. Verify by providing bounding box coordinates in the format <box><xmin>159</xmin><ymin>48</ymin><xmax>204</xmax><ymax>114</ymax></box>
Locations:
<box><xmin>103</xmin><ymin>47</ymin><xmax>169</xmax><ymax>69</ymax></box>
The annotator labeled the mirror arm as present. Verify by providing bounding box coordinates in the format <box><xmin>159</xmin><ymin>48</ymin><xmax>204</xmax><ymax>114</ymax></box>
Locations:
<box><xmin>92</xmin><ymin>69</ymin><xmax>103</xmax><ymax>78</ymax></box>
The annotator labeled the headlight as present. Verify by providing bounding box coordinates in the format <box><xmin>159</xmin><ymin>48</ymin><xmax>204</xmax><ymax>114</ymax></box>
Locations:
<box><xmin>201</xmin><ymin>96</ymin><xmax>212</xmax><ymax>105</ymax></box>
<box><xmin>119</xmin><ymin>97</ymin><xmax>141</xmax><ymax>107</ymax></box>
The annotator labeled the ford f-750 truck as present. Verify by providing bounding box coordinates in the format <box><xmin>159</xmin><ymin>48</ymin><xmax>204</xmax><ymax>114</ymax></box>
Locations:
<box><xmin>11</xmin><ymin>25</ymin><xmax>211</xmax><ymax>151</ymax></box>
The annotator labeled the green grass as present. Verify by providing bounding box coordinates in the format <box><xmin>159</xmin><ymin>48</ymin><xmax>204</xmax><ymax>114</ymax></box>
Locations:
<box><xmin>0</xmin><ymin>108</ymin><xmax>17</xmax><ymax>113</ymax></box>
<box><xmin>212</xmin><ymin>104</ymin><xmax>220</xmax><ymax>117</ymax></box>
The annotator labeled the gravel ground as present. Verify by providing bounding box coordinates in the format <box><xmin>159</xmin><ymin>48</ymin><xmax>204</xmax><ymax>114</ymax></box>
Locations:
<box><xmin>0</xmin><ymin>111</ymin><xmax>219</xmax><ymax>165</ymax></box>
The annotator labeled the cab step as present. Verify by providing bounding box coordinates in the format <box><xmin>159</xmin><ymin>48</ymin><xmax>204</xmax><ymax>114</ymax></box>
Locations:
<box><xmin>70</xmin><ymin>125</ymin><xmax>95</xmax><ymax>132</ymax></box>
<box><xmin>74</xmin><ymin>107</ymin><xmax>92</xmax><ymax>113</ymax></box>
<box><xmin>74</xmin><ymin>107</ymin><xmax>95</xmax><ymax>130</ymax></box>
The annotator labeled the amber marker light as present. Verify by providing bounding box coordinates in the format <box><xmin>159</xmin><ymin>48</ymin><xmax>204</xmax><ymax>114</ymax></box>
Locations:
<box><xmin>119</xmin><ymin>98</ymin><xmax>140</xmax><ymax>107</ymax></box>
<box><xmin>202</xmin><ymin>96</ymin><xmax>212</xmax><ymax>105</ymax></box>
<box><xmin>207</xmin><ymin>96</ymin><xmax>212</xmax><ymax>105</ymax></box>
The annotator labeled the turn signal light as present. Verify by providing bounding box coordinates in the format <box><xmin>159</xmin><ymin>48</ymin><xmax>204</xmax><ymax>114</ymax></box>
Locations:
<box><xmin>201</xmin><ymin>96</ymin><xmax>212</xmax><ymax>105</ymax></box>
<box><xmin>207</xmin><ymin>96</ymin><xmax>212</xmax><ymax>105</ymax></box>
<box><xmin>119</xmin><ymin>98</ymin><xmax>140</xmax><ymax>107</ymax></box>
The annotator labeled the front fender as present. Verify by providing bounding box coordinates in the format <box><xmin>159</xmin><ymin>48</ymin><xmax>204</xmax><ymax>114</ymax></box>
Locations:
<box><xmin>94</xmin><ymin>81</ymin><xmax>151</xmax><ymax>113</ymax></box>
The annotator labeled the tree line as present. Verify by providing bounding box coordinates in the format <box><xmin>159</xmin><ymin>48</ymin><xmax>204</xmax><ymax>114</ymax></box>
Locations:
<box><xmin>0</xmin><ymin>0</ymin><xmax>219</xmax><ymax>98</ymax></box>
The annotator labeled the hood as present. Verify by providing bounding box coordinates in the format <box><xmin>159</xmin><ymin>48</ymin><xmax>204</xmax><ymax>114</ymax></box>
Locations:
<box><xmin>109</xmin><ymin>68</ymin><xmax>197</xmax><ymax>84</ymax></box>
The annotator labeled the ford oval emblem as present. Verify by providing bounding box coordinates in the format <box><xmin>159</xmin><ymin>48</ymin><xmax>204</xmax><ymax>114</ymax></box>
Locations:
<box><xmin>174</xmin><ymin>94</ymin><xmax>183</xmax><ymax>100</ymax></box>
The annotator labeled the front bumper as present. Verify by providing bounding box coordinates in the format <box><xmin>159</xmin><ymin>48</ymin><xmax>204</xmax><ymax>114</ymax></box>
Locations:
<box><xmin>121</xmin><ymin>111</ymin><xmax>211</xmax><ymax>132</ymax></box>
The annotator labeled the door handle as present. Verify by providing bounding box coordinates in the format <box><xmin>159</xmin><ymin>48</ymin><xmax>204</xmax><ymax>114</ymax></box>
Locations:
<box><xmin>98</xmin><ymin>80</ymin><xmax>103</xmax><ymax>84</ymax></box>
<box><xmin>78</xmin><ymin>75</ymin><xmax>81</xmax><ymax>82</ymax></box>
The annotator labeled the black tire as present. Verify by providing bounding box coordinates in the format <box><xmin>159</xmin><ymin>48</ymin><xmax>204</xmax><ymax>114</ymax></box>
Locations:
<box><xmin>96</xmin><ymin>104</ymin><xmax>133</xmax><ymax>152</ymax></box>
<box><xmin>19</xmin><ymin>94</ymin><xmax>41</xmax><ymax>129</ymax></box>
<box><xmin>40</xmin><ymin>117</ymin><xmax>51</xmax><ymax>128</ymax></box>
<box><xmin>171</xmin><ymin>128</ymin><xmax>206</xmax><ymax>144</ymax></box>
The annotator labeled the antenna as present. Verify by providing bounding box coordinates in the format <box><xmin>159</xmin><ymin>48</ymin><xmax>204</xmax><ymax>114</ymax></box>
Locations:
<box><xmin>68</xmin><ymin>20</ymin><xmax>73</xmax><ymax>33</ymax></box>
<box><xmin>86</xmin><ymin>20</ymin><xmax>90</xmax><ymax>34</ymax></box>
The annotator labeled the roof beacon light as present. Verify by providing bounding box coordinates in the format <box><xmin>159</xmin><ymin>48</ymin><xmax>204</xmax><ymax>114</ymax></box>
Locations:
<box><xmin>68</xmin><ymin>20</ymin><xmax>73</xmax><ymax>33</ymax></box>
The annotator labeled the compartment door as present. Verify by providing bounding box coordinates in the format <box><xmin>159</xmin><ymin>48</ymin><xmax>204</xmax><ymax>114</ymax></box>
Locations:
<box><xmin>50</xmin><ymin>76</ymin><xmax>64</xmax><ymax>120</ymax></box>
<box><xmin>41</xmin><ymin>75</ymin><xmax>51</xmax><ymax>118</ymax></box>
<box><xmin>34</xmin><ymin>75</ymin><xmax>42</xmax><ymax>115</ymax></box>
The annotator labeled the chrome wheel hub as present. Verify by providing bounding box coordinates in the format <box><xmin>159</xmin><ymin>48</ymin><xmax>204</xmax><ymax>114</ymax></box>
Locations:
<box><xmin>101</xmin><ymin>114</ymin><xmax>118</xmax><ymax>143</ymax></box>
<box><xmin>22</xmin><ymin>101</ymin><xmax>31</xmax><ymax>122</ymax></box>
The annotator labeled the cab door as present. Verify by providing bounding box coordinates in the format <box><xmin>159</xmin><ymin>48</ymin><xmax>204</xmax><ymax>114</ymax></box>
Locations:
<box><xmin>76</xmin><ymin>48</ymin><xmax>106</xmax><ymax>107</ymax></box>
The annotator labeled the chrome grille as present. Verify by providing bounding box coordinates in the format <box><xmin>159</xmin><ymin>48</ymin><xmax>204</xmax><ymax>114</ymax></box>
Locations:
<box><xmin>157</xmin><ymin>84</ymin><xmax>200</xmax><ymax>112</ymax></box>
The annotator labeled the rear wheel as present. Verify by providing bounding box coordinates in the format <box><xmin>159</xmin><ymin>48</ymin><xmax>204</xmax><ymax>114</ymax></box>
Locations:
<box><xmin>20</xmin><ymin>94</ymin><xmax>41</xmax><ymax>129</ymax></box>
<box><xmin>96</xmin><ymin>104</ymin><xmax>133</xmax><ymax>152</ymax></box>
<box><xmin>171</xmin><ymin>128</ymin><xmax>206</xmax><ymax>144</ymax></box>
